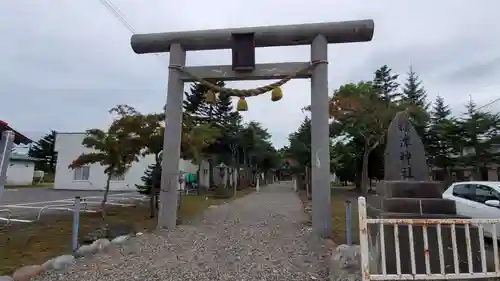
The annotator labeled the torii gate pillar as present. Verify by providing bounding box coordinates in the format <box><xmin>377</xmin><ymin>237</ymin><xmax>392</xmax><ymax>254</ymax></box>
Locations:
<box><xmin>131</xmin><ymin>20</ymin><xmax>374</xmax><ymax>237</ymax></box>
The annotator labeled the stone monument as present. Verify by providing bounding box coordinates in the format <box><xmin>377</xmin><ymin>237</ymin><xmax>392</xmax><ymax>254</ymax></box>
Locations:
<box><xmin>368</xmin><ymin>111</ymin><xmax>483</xmax><ymax>275</ymax></box>
<box><xmin>384</xmin><ymin>111</ymin><xmax>428</xmax><ymax>181</ymax></box>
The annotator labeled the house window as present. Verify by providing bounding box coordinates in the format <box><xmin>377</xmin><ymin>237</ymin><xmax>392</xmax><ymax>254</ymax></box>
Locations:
<box><xmin>73</xmin><ymin>166</ymin><xmax>90</xmax><ymax>181</ymax></box>
<box><xmin>110</xmin><ymin>173</ymin><xmax>125</xmax><ymax>181</ymax></box>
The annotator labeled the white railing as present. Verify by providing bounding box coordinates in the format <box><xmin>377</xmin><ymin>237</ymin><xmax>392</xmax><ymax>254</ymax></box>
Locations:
<box><xmin>358</xmin><ymin>196</ymin><xmax>500</xmax><ymax>280</ymax></box>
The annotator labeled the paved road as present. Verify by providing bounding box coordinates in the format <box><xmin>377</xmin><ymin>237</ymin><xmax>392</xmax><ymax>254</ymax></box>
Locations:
<box><xmin>0</xmin><ymin>188</ymin><xmax>143</xmax><ymax>222</ymax></box>
<box><xmin>0</xmin><ymin>188</ymin><xmax>138</xmax><ymax>205</ymax></box>
<box><xmin>35</xmin><ymin>182</ymin><xmax>330</xmax><ymax>281</ymax></box>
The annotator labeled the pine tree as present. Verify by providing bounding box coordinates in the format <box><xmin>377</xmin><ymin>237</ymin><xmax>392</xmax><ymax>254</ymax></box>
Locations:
<box><xmin>182</xmin><ymin>81</ymin><xmax>244</xmax><ymax>187</ymax></box>
<box><xmin>213</xmin><ymin>93</ymin><xmax>237</xmax><ymax>129</ymax></box>
<box><xmin>400</xmin><ymin>66</ymin><xmax>430</xmax><ymax>149</ymax></box>
<box><xmin>457</xmin><ymin>99</ymin><xmax>500</xmax><ymax>179</ymax></box>
<box><xmin>183</xmin><ymin>81</ymin><xmax>225</xmax><ymax>124</ymax></box>
<box><xmin>136</xmin><ymin>163</ymin><xmax>162</xmax><ymax>195</ymax></box>
<box><xmin>427</xmin><ymin>96</ymin><xmax>458</xmax><ymax>180</ymax></box>
<box><xmin>288</xmin><ymin>117</ymin><xmax>311</xmax><ymax>167</ymax></box>
<box><xmin>431</xmin><ymin>96</ymin><xmax>451</xmax><ymax>122</ymax></box>
<box><xmin>28</xmin><ymin>130</ymin><xmax>57</xmax><ymax>173</ymax></box>
<box><xmin>401</xmin><ymin>66</ymin><xmax>428</xmax><ymax>109</ymax></box>
<box><xmin>373</xmin><ymin>65</ymin><xmax>400</xmax><ymax>102</ymax></box>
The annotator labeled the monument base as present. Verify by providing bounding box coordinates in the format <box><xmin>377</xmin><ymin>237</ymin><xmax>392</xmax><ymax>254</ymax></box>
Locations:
<box><xmin>368</xmin><ymin>180</ymin><xmax>486</xmax><ymax>275</ymax></box>
<box><xmin>377</xmin><ymin>180</ymin><xmax>445</xmax><ymax>198</ymax></box>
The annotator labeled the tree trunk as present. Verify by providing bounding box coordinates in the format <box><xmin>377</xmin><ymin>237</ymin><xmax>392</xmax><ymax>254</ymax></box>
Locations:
<box><xmin>102</xmin><ymin>175</ymin><xmax>111</xmax><ymax>225</ymax></box>
<box><xmin>149</xmin><ymin>187</ymin><xmax>156</xmax><ymax>218</ymax></box>
<box><xmin>242</xmin><ymin>150</ymin><xmax>248</xmax><ymax>186</ymax></box>
<box><xmin>233</xmin><ymin>168</ymin><xmax>237</xmax><ymax>196</ymax></box>
<box><xmin>361</xmin><ymin>145</ymin><xmax>370</xmax><ymax>196</ymax></box>
<box><xmin>305</xmin><ymin>166</ymin><xmax>310</xmax><ymax>198</ymax></box>
<box><xmin>235</xmin><ymin>149</ymin><xmax>241</xmax><ymax>188</ymax></box>
<box><xmin>149</xmin><ymin>161</ymin><xmax>161</xmax><ymax>218</ymax></box>
<box><xmin>208</xmin><ymin>157</ymin><xmax>214</xmax><ymax>188</ymax></box>
<box><xmin>355</xmin><ymin>172</ymin><xmax>361</xmax><ymax>192</ymax></box>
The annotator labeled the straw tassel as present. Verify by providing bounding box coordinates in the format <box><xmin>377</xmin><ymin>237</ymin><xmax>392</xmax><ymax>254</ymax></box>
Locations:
<box><xmin>271</xmin><ymin>87</ymin><xmax>283</xmax><ymax>102</ymax></box>
<box><xmin>237</xmin><ymin>97</ymin><xmax>248</xmax><ymax>111</ymax></box>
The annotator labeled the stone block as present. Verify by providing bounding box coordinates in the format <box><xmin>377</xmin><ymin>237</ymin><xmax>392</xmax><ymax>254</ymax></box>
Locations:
<box><xmin>383</xmin><ymin>198</ymin><xmax>456</xmax><ymax>214</ymax></box>
<box><xmin>376</xmin><ymin>181</ymin><xmax>444</xmax><ymax>198</ymax></box>
<box><xmin>52</xmin><ymin>255</ymin><xmax>75</xmax><ymax>270</ymax></box>
<box><xmin>12</xmin><ymin>265</ymin><xmax>43</xmax><ymax>281</ymax></box>
<box><xmin>329</xmin><ymin>244</ymin><xmax>361</xmax><ymax>281</ymax></box>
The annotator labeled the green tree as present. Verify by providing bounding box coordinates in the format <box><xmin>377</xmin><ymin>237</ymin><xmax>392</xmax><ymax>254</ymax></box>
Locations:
<box><xmin>284</xmin><ymin>117</ymin><xmax>312</xmax><ymax>193</ymax></box>
<box><xmin>457</xmin><ymin>99</ymin><xmax>500</xmax><ymax>179</ymax></box>
<box><xmin>400</xmin><ymin>66</ymin><xmax>428</xmax><ymax>109</ymax></box>
<box><xmin>235</xmin><ymin>121</ymin><xmax>278</xmax><ymax>185</ymax></box>
<box><xmin>330</xmin><ymin>82</ymin><xmax>398</xmax><ymax>194</ymax></box>
<box><xmin>132</xmin><ymin>109</ymin><xmax>221</xmax><ymax>216</ymax></box>
<box><xmin>373</xmin><ymin>65</ymin><xmax>400</xmax><ymax>103</ymax></box>
<box><xmin>69</xmin><ymin>106</ymin><xmax>141</xmax><ymax>222</ymax></box>
<box><xmin>28</xmin><ymin>130</ymin><xmax>57</xmax><ymax>174</ymax></box>
<box><xmin>183</xmin><ymin>82</ymin><xmax>244</xmax><ymax>188</ymax></box>
<box><xmin>137</xmin><ymin>163</ymin><xmax>162</xmax><ymax>196</ymax></box>
<box><xmin>183</xmin><ymin>82</ymin><xmax>223</xmax><ymax>123</ymax></box>
<box><xmin>287</xmin><ymin>117</ymin><xmax>311</xmax><ymax>169</ymax></box>
<box><xmin>126</xmin><ymin>111</ymin><xmax>165</xmax><ymax>217</ymax></box>
<box><xmin>330</xmin><ymin>141</ymin><xmax>356</xmax><ymax>184</ymax></box>
<box><xmin>182</xmin><ymin>114</ymin><xmax>221</xmax><ymax>172</ymax></box>
<box><xmin>399</xmin><ymin>66</ymin><xmax>431</xmax><ymax>151</ymax></box>
<box><xmin>427</xmin><ymin>96</ymin><xmax>460</xmax><ymax>180</ymax></box>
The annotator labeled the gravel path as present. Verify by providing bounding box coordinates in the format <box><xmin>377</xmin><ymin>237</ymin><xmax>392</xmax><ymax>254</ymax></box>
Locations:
<box><xmin>36</xmin><ymin>182</ymin><xmax>329</xmax><ymax>281</ymax></box>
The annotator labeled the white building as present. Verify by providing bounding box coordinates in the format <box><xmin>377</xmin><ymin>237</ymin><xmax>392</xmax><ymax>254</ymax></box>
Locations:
<box><xmin>54</xmin><ymin>132</ymin><xmax>237</xmax><ymax>191</ymax></box>
<box><xmin>6</xmin><ymin>153</ymin><xmax>38</xmax><ymax>185</ymax></box>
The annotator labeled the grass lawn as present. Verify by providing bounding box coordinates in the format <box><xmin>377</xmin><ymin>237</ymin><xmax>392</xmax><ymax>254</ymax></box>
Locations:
<box><xmin>330</xmin><ymin>185</ymin><xmax>356</xmax><ymax>190</ymax></box>
<box><xmin>299</xmin><ymin>189</ymin><xmax>360</xmax><ymax>245</ymax></box>
<box><xmin>0</xmin><ymin>188</ymin><xmax>254</xmax><ymax>275</ymax></box>
<box><xmin>4</xmin><ymin>183</ymin><xmax>54</xmax><ymax>189</ymax></box>
<box><xmin>330</xmin><ymin>190</ymin><xmax>360</xmax><ymax>245</ymax></box>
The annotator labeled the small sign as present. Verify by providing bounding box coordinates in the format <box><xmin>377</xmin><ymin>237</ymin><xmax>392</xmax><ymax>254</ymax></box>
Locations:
<box><xmin>231</xmin><ymin>33</ymin><xmax>256</xmax><ymax>72</ymax></box>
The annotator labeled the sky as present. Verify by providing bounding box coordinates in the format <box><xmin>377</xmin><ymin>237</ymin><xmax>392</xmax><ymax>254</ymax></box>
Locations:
<box><xmin>1</xmin><ymin>0</ymin><xmax>500</xmax><ymax>149</ymax></box>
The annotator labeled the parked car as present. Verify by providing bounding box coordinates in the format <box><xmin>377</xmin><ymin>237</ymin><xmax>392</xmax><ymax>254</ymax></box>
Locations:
<box><xmin>442</xmin><ymin>181</ymin><xmax>500</xmax><ymax>238</ymax></box>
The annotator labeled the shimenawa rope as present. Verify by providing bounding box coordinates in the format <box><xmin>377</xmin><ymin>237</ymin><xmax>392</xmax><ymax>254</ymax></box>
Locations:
<box><xmin>169</xmin><ymin>60</ymin><xmax>328</xmax><ymax>98</ymax></box>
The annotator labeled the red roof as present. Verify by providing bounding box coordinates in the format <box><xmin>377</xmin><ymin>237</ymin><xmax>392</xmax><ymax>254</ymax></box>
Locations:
<box><xmin>0</xmin><ymin>120</ymin><xmax>33</xmax><ymax>145</ymax></box>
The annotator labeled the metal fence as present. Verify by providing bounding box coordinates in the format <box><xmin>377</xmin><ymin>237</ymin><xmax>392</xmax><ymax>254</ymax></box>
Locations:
<box><xmin>0</xmin><ymin>193</ymin><xmax>149</xmax><ymax>226</ymax></box>
<box><xmin>358</xmin><ymin>196</ymin><xmax>500</xmax><ymax>280</ymax></box>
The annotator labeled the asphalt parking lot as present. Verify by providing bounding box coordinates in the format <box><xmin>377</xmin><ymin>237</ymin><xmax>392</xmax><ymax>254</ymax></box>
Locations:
<box><xmin>0</xmin><ymin>188</ymin><xmax>146</xmax><ymax>223</ymax></box>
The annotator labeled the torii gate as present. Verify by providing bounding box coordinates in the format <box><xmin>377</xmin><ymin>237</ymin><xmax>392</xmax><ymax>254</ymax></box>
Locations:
<box><xmin>130</xmin><ymin>20</ymin><xmax>374</xmax><ymax>237</ymax></box>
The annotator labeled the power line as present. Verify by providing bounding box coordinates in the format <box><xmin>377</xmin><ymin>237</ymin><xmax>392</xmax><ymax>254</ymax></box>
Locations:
<box><xmin>98</xmin><ymin>0</ymin><xmax>136</xmax><ymax>34</ymax></box>
<box><xmin>98</xmin><ymin>0</ymin><xmax>164</xmax><ymax>60</ymax></box>
<box><xmin>97</xmin><ymin>0</ymin><xmax>500</xmax><ymax>114</ymax></box>
<box><xmin>477</xmin><ymin>96</ymin><xmax>500</xmax><ymax>111</ymax></box>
